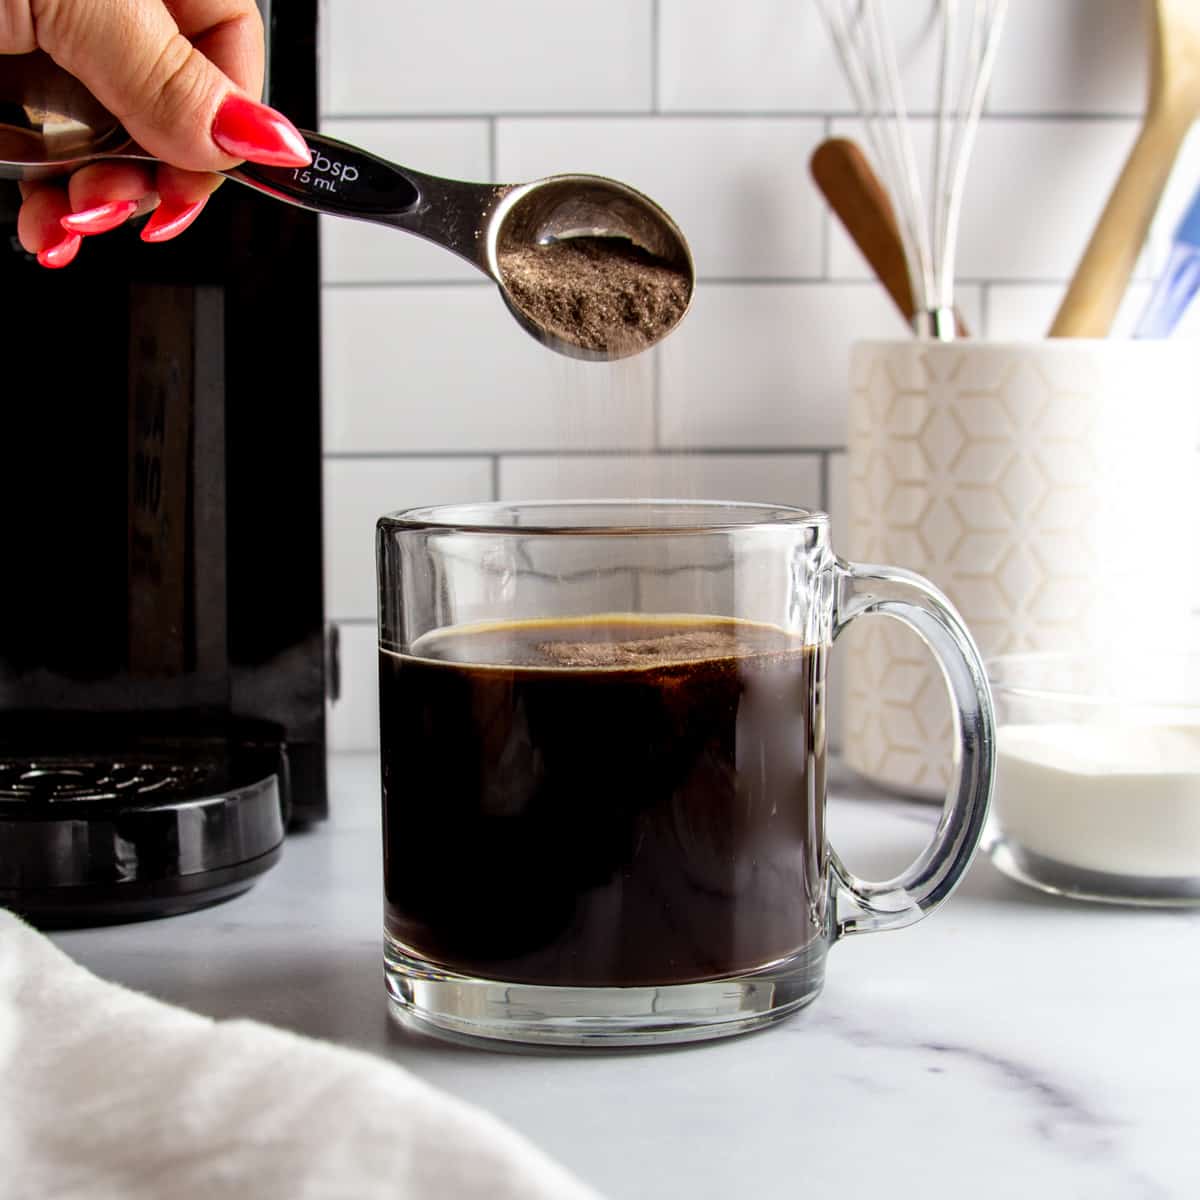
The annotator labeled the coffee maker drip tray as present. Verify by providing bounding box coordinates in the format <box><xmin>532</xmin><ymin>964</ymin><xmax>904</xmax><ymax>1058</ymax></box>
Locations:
<box><xmin>0</xmin><ymin>743</ymin><xmax>286</xmax><ymax>927</ymax></box>
<box><xmin>0</xmin><ymin>758</ymin><xmax>215</xmax><ymax>803</ymax></box>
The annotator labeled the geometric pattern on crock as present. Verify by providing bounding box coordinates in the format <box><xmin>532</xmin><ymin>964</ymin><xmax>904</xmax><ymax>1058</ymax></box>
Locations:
<box><xmin>843</xmin><ymin>341</ymin><xmax>1200</xmax><ymax>799</ymax></box>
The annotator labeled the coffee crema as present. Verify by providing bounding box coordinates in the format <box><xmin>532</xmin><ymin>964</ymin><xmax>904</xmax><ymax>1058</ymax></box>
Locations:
<box><xmin>380</xmin><ymin>615</ymin><xmax>828</xmax><ymax>988</ymax></box>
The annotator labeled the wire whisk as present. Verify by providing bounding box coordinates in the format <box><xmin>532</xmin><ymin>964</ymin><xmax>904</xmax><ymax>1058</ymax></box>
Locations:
<box><xmin>816</xmin><ymin>0</ymin><xmax>1009</xmax><ymax>339</ymax></box>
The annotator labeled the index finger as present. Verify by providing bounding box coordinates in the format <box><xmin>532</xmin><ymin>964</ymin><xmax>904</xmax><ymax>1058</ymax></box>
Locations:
<box><xmin>168</xmin><ymin>0</ymin><xmax>265</xmax><ymax>97</ymax></box>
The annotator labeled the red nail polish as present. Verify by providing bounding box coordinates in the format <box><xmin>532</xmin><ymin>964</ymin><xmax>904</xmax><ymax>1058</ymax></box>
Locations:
<box><xmin>37</xmin><ymin>232</ymin><xmax>82</xmax><ymax>269</ymax></box>
<box><xmin>141</xmin><ymin>199</ymin><xmax>207</xmax><ymax>244</ymax></box>
<box><xmin>212</xmin><ymin>95</ymin><xmax>311</xmax><ymax>167</ymax></box>
<box><xmin>61</xmin><ymin>199</ymin><xmax>138</xmax><ymax>235</ymax></box>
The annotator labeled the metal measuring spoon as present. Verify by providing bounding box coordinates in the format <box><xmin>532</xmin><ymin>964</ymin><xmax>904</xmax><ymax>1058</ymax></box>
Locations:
<box><xmin>0</xmin><ymin>53</ymin><xmax>693</xmax><ymax>361</ymax></box>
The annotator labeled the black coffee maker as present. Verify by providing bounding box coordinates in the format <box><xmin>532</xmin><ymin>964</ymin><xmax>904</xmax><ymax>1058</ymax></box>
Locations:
<box><xmin>0</xmin><ymin>0</ymin><xmax>328</xmax><ymax>926</ymax></box>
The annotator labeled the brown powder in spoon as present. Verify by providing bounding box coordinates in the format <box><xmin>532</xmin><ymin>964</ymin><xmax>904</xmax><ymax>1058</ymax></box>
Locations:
<box><xmin>497</xmin><ymin>236</ymin><xmax>692</xmax><ymax>356</ymax></box>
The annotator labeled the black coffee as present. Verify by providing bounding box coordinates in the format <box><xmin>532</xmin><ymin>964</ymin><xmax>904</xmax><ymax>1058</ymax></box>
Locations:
<box><xmin>380</xmin><ymin>615</ymin><xmax>827</xmax><ymax>988</ymax></box>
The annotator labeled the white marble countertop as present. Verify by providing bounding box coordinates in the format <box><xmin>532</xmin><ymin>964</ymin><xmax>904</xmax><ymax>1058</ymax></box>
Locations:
<box><xmin>51</xmin><ymin>753</ymin><xmax>1200</xmax><ymax>1199</ymax></box>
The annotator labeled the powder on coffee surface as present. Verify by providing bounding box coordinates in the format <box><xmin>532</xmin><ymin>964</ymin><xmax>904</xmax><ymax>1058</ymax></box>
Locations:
<box><xmin>497</xmin><ymin>236</ymin><xmax>691</xmax><ymax>356</ymax></box>
<box><xmin>536</xmin><ymin>629</ymin><xmax>740</xmax><ymax>669</ymax></box>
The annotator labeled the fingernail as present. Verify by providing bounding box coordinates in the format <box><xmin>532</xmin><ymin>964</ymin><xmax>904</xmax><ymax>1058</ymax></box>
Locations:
<box><xmin>37</xmin><ymin>232</ymin><xmax>82</xmax><ymax>269</ymax></box>
<box><xmin>212</xmin><ymin>94</ymin><xmax>311</xmax><ymax>167</ymax></box>
<box><xmin>141</xmin><ymin>198</ymin><xmax>207</xmax><ymax>243</ymax></box>
<box><xmin>61</xmin><ymin>199</ymin><xmax>139</xmax><ymax>235</ymax></box>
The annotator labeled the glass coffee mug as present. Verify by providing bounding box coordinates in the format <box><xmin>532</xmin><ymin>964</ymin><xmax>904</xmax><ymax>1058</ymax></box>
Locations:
<box><xmin>376</xmin><ymin>501</ymin><xmax>994</xmax><ymax>1046</ymax></box>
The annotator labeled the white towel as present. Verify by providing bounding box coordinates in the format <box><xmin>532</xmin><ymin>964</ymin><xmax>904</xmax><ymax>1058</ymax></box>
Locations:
<box><xmin>0</xmin><ymin>911</ymin><xmax>600</xmax><ymax>1200</ymax></box>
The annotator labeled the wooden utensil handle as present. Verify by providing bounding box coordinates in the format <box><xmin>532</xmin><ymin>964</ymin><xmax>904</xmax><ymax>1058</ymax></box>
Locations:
<box><xmin>811</xmin><ymin>138</ymin><xmax>969</xmax><ymax>337</ymax></box>
<box><xmin>1050</xmin><ymin>117</ymin><xmax>1191</xmax><ymax>338</ymax></box>
<box><xmin>811</xmin><ymin>138</ymin><xmax>914</xmax><ymax>320</ymax></box>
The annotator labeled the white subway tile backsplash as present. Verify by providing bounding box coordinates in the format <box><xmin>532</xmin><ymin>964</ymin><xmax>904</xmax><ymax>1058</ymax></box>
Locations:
<box><xmin>327</xmin><ymin>623</ymin><xmax>378</xmax><ymax>753</ymax></box>
<box><xmin>324</xmin><ymin>458</ymin><xmax>494</xmax><ymax>621</ymax></box>
<box><xmin>802</xmin><ymin>210</ymin><xmax>988</xmax><ymax>331</ymax></box>
<box><xmin>322</xmin><ymin>287</ymin><xmax>657</xmax><ymax>453</ymax></box>
<box><xmin>660</xmin><ymin>0</ymin><xmax>1144</xmax><ymax>119</ymax></box>
<box><xmin>315</xmin><ymin>0</ymin><xmax>1186</xmax><ymax>759</ymax></box>
<box><xmin>825</xmin><ymin>452</ymin><xmax>850</xmax><ymax>754</ymax></box>
<box><xmin>323</xmin><ymin>1</ymin><xmax>652</xmax><ymax>115</ymax></box>
<box><xmin>985</xmin><ymin>282</ymin><xmax>1151</xmax><ymax>342</ymax></box>
<box><xmin>981</xmin><ymin>285</ymin><xmax>1055</xmax><ymax>341</ymax></box>
<box><xmin>827</xmin><ymin>451</ymin><xmax>849</xmax><ymax>553</ymax></box>
<box><xmin>660</xmin><ymin>2</ymin><xmax>1144</xmax><ymax>118</ymax></box>
<box><xmin>498</xmin><ymin>453</ymin><xmax>821</xmax><ymax>507</ymax></box>
<box><xmin>496</xmin><ymin>117</ymin><xmax>825</xmax><ymax>279</ymax></box>
<box><xmin>658</xmin><ymin>284</ymin><xmax>910</xmax><ymax>449</ymax></box>
<box><xmin>319</xmin><ymin>121</ymin><xmax>490</xmax><ymax>283</ymax></box>
<box><xmin>986</xmin><ymin>0</ymin><xmax>1146</xmax><ymax>116</ymax></box>
<box><xmin>658</xmin><ymin>1</ymin><xmax>946</xmax><ymax>113</ymax></box>
<box><xmin>829</xmin><ymin>118</ymin><xmax>1143</xmax><ymax>283</ymax></box>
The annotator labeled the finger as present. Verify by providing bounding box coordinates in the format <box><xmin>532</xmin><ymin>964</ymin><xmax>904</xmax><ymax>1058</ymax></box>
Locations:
<box><xmin>67</xmin><ymin>162</ymin><xmax>156</xmax><ymax>209</ymax></box>
<box><xmin>170</xmin><ymin>0</ymin><xmax>265</xmax><ymax>97</ymax></box>
<box><xmin>61</xmin><ymin>162</ymin><xmax>156</xmax><ymax>234</ymax></box>
<box><xmin>18</xmin><ymin>182</ymin><xmax>70</xmax><ymax>250</ymax></box>
<box><xmin>17</xmin><ymin>183</ymin><xmax>82</xmax><ymax>267</ymax></box>
<box><xmin>140</xmin><ymin>164</ymin><xmax>221</xmax><ymax>242</ymax></box>
<box><xmin>155</xmin><ymin>163</ymin><xmax>224</xmax><ymax>206</ymax></box>
<box><xmin>0</xmin><ymin>5</ymin><xmax>35</xmax><ymax>53</ymax></box>
<box><xmin>35</xmin><ymin>0</ymin><xmax>308</xmax><ymax>173</ymax></box>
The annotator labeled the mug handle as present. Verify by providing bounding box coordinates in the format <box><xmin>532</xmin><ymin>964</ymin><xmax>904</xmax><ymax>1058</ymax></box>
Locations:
<box><xmin>830</xmin><ymin>560</ymin><xmax>995</xmax><ymax>936</ymax></box>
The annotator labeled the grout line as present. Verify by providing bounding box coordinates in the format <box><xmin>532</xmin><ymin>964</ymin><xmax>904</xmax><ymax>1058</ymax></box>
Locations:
<box><xmin>979</xmin><ymin>283</ymin><xmax>991</xmax><ymax>340</ymax></box>
<box><xmin>818</xmin><ymin>451</ymin><xmax>831</xmax><ymax>515</ymax></box>
<box><xmin>652</xmin><ymin>346</ymin><xmax>663</xmax><ymax>449</ymax></box>
<box><xmin>322</xmin><ymin>279</ymin><xmax>491</xmax><ymax>290</ymax></box>
<box><xmin>324</xmin><ymin>448</ymin><xmax>844</xmax><ymax>460</ymax></box>
<box><xmin>490</xmin><ymin>455</ymin><xmax>501</xmax><ymax>499</ymax></box>
<box><xmin>322</xmin><ymin>276</ymin><xmax>907</xmax><ymax>289</ymax></box>
<box><xmin>320</xmin><ymin>109</ymin><xmax>1145</xmax><ymax>123</ymax></box>
<box><xmin>820</xmin><ymin>114</ymin><xmax>832</xmax><ymax>281</ymax></box>
<box><xmin>826</xmin><ymin>110</ymin><xmax>1142</xmax><ymax>124</ymax></box>
<box><xmin>948</xmin><ymin>277</ymin><xmax>1075</xmax><ymax>287</ymax></box>
<box><xmin>322</xmin><ymin>275</ymin><xmax>1079</xmax><ymax>290</ymax></box>
<box><xmin>487</xmin><ymin>117</ymin><xmax>498</xmax><ymax>181</ymax></box>
<box><xmin>325</xmin><ymin>451</ymin><xmax>495</xmax><ymax>462</ymax></box>
<box><xmin>650</xmin><ymin>0</ymin><xmax>661</xmax><ymax>114</ymax></box>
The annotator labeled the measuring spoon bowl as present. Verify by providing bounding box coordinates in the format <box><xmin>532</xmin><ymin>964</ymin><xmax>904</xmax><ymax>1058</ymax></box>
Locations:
<box><xmin>0</xmin><ymin>55</ymin><xmax>693</xmax><ymax>359</ymax></box>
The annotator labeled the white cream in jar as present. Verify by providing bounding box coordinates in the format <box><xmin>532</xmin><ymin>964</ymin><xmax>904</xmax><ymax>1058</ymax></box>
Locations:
<box><xmin>994</xmin><ymin>723</ymin><xmax>1200</xmax><ymax>878</ymax></box>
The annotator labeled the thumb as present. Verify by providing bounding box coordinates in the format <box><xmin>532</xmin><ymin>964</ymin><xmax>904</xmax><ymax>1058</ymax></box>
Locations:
<box><xmin>36</xmin><ymin>0</ymin><xmax>310</xmax><ymax>171</ymax></box>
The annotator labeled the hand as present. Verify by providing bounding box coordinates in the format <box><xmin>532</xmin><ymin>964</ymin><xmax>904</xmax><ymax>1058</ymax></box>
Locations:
<box><xmin>3</xmin><ymin>0</ymin><xmax>312</xmax><ymax>267</ymax></box>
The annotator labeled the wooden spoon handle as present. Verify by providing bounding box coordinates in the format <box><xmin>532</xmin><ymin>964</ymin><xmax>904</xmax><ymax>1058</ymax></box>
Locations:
<box><xmin>1049</xmin><ymin>116</ymin><xmax>1191</xmax><ymax>337</ymax></box>
<box><xmin>810</xmin><ymin>138</ymin><xmax>970</xmax><ymax>337</ymax></box>
<box><xmin>811</xmin><ymin>138</ymin><xmax>914</xmax><ymax>320</ymax></box>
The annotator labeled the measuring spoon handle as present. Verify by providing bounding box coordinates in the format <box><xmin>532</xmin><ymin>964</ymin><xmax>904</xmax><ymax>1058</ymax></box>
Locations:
<box><xmin>225</xmin><ymin>129</ymin><xmax>421</xmax><ymax>222</ymax></box>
